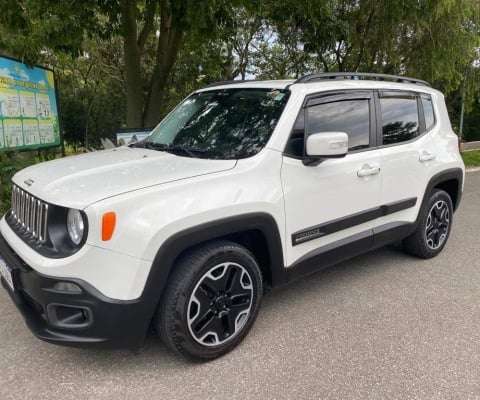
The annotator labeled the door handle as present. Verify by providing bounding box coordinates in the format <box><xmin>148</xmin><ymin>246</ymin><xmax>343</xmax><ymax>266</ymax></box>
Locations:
<box><xmin>419</xmin><ymin>152</ymin><xmax>435</xmax><ymax>162</ymax></box>
<box><xmin>357</xmin><ymin>164</ymin><xmax>380</xmax><ymax>177</ymax></box>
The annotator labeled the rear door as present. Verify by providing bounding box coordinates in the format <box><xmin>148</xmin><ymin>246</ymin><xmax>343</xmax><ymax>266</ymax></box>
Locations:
<box><xmin>375</xmin><ymin>91</ymin><xmax>440</xmax><ymax>228</ymax></box>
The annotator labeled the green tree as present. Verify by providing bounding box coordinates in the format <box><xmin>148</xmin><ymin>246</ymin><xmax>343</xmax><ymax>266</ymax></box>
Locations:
<box><xmin>0</xmin><ymin>0</ymin><xmax>241</xmax><ymax>130</ymax></box>
<box><xmin>102</xmin><ymin>0</ymin><xmax>240</xmax><ymax>129</ymax></box>
<box><xmin>0</xmin><ymin>0</ymin><xmax>97</xmax><ymax>62</ymax></box>
<box><xmin>1</xmin><ymin>0</ymin><xmax>478</xmax><ymax>135</ymax></box>
<box><xmin>262</xmin><ymin>0</ymin><xmax>479</xmax><ymax>91</ymax></box>
<box><xmin>52</xmin><ymin>38</ymin><xmax>126</xmax><ymax>150</ymax></box>
<box><xmin>448</xmin><ymin>65</ymin><xmax>480</xmax><ymax>141</ymax></box>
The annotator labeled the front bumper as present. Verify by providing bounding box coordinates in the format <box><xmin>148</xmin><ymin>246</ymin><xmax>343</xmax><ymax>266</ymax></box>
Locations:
<box><xmin>0</xmin><ymin>232</ymin><xmax>152</xmax><ymax>349</ymax></box>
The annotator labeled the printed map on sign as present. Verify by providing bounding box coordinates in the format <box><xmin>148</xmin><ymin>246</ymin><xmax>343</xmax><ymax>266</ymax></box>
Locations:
<box><xmin>0</xmin><ymin>55</ymin><xmax>60</xmax><ymax>151</ymax></box>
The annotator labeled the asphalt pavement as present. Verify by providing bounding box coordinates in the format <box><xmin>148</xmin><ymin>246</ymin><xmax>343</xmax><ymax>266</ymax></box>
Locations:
<box><xmin>1</xmin><ymin>171</ymin><xmax>480</xmax><ymax>400</ymax></box>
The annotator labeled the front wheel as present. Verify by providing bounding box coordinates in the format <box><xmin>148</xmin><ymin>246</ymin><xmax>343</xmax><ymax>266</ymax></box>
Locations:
<box><xmin>156</xmin><ymin>240</ymin><xmax>263</xmax><ymax>360</ymax></box>
<box><xmin>403</xmin><ymin>189</ymin><xmax>453</xmax><ymax>259</ymax></box>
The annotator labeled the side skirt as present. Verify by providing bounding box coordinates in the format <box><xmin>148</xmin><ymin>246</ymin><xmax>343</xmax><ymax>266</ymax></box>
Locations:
<box><xmin>285</xmin><ymin>222</ymin><xmax>416</xmax><ymax>284</ymax></box>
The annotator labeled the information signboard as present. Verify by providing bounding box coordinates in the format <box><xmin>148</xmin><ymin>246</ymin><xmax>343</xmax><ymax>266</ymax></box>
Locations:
<box><xmin>0</xmin><ymin>55</ymin><xmax>60</xmax><ymax>151</ymax></box>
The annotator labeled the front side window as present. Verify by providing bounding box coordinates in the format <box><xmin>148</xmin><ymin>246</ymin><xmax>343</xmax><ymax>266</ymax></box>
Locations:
<box><xmin>145</xmin><ymin>88</ymin><xmax>289</xmax><ymax>159</ymax></box>
<box><xmin>307</xmin><ymin>99</ymin><xmax>370</xmax><ymax>151</ymax></box>
<box><xmin>284</xmin><ymin>95</ymin><xmax>371</xmax><ymax>157</ymax></box>
<box><xmin>380</xmin><ymin>93</ymin><xmax>419</xmax><ymax>145</ymax></box>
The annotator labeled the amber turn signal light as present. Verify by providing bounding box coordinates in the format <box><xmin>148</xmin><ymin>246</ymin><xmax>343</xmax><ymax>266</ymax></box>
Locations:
<box><xmin>102</xmin><ymin>212</ymin><xmax>116</xmax><ymax>241</ymax></box>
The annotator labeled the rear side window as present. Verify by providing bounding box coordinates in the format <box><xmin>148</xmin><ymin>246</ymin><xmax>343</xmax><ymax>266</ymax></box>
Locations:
<box><xmin>380</xmin><ymin>93</ymin><xmax>419</xmax><ymax>145</ymax></box>
<box><xmin>421</xmin><ymin>95</ymin><xmax>435</xmax><ymax>130</ymax></box>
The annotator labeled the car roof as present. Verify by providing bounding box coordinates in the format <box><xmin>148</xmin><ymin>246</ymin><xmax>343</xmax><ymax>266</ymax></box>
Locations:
<box><xmin>197</xmin><ymin>73</ymin><xmax>436</xmax><ymax>95</ymax></box>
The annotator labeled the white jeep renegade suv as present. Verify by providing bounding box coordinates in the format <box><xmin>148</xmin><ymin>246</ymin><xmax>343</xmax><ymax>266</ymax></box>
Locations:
<box><xmin>0</xmin><ymin>73</ymin><xmax>465</xmax><ymax>359</ymax></box>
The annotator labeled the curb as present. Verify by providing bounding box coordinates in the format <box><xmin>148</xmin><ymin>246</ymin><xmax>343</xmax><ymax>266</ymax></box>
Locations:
<box><xmin>466</xmin><ymin>167</ymin><xmax>480</xmax><ymax>172</ymax></box>
<box><xmin>461</xmin><ymin>141</ymin><xmax>480</xmax><ymax>152</ymax></box>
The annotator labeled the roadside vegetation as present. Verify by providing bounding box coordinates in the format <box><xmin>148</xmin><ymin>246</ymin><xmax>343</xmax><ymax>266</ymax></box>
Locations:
<box><xmin>462</xmin><ymin>150</ymin><xmax>480</xmax><ymax>168</ymax></box>
<box><xmin>0</xmin><ymin>154</ymin><xmax>34</xmax><ymax>215</ymax></box>
<box><xmin>0</xmin><ymin>150</ymin><xmax>61</xmax><ymax>215</ymax></box>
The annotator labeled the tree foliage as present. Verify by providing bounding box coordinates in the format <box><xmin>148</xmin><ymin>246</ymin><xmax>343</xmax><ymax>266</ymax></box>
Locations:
<box><xmin>0</xmin><ymin>0</ymin><xmax>97</xmax><ymax>62</ymax></box>
<box><xmin>263</xmin><ymin>0</ymin><xmax>479</xmax><ymax>91</ymax></box>
<box><xmin>53</xmin><ymin>38</ymin><xmax>126</xmax><ymax>150</ymax></box>
<box><xmin>99</xmin><ymin>0</ymin><xmax>241</xmax><ymax>129</ymax></box>
<box><xmin>0</xmin><ymin>0</ymin><xmax>479</xmax><ymax>213</ymax></box>
<box><xmin>0</xmin><ymin>0</ymin><xmax>478</xmax><ymax>141</ymax></box>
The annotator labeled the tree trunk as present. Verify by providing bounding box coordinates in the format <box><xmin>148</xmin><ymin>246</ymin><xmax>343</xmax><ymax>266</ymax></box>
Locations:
<box><xmin>121</xmin><ymin>0</ymin><xmax>144</xmax><ymax>129</ymax></box>
<box><xmin>143</xmin><ymin>1</ymin><xmax>183</xmax><ymax>128</ymax></box>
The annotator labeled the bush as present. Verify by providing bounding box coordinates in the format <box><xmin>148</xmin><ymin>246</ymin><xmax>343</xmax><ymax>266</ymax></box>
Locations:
<box><xmin>0</xmin><ymin>153</ymin><xmax>38</xmax><ymax>215</ymax></box>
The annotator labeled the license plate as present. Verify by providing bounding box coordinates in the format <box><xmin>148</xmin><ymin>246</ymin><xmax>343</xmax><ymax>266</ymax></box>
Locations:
<box><xmin>0</xmin><ymin>255</ymin><xmax>14</xmax><ymax>291</ymax></box>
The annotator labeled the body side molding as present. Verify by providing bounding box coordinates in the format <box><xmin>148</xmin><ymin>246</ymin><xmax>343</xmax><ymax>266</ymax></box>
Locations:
<box><xmin>292</xmin><ymin>197</ymin><xmax>417</xmax><ymax>246</ymax></box>
<box><xmin>285</xmin><ymin>221</ymin><xmax>416</xmax><ymax>284</ymax></box>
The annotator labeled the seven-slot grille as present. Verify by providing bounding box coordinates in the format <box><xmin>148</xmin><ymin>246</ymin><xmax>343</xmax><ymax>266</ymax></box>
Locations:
<box><xmin>10</xmin><ymin>184</ymin><xmax>48</xmax><ymax>243</ymax></box>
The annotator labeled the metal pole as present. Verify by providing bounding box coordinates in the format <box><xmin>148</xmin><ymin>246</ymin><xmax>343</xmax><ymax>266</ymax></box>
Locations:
<box><xmin>459</xmin><ymin>77</ymin><xmax>466</xmax><ymax>142</ymax></box>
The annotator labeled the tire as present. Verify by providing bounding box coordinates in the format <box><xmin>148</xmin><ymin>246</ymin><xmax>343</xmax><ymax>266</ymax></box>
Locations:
<box><xmin>403</xmin><ymin>189</ymin><xmax>453</xmax><ymax>259</ymax></box>
<box><xmin>156</xmin><ymin>240</ymin><xmax>263</xmax><ymax>360</ymax></box>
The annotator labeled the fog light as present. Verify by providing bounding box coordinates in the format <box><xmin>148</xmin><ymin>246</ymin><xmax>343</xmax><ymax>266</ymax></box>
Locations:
<box><xmin>53</xmin><ymin>282</ymin><xmax>82</xmax><ymax>293</ymax></box>
<box><xmin>47</xmin><ymin>304</ymin><xmax>91</xmax><ymax>328</ymax></box>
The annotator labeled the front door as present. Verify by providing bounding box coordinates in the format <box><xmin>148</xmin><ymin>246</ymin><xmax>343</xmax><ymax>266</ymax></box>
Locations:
<box><xmin>281</xmin><ymin>91</ymin><xmax>382</xmax><ymax>267</ymax></box>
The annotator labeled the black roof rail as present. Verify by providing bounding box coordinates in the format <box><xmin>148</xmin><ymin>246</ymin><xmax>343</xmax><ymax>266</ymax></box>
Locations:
<box><xmin>204</xmin><ymin>79</ymin><xmax>258</xmax><ymax>88</ymax></box>
<box><xmin>295</xmin><ymin>72</ymin><xmax>431</xmax><ymax>87</ymax></box>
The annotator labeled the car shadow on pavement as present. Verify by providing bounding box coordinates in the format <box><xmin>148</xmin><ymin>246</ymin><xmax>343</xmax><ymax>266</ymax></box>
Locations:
<box><xmin>48</xmin><ymin>244</ymin><xmax>413</xmax><ymax>367</ymax></box>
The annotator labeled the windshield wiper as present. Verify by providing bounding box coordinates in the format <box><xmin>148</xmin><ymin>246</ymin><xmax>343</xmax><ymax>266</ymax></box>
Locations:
<box><xmin>144</xmin><ymin>142</ymin><xmax>206</xmax><ymax>158</ymax></box>
<box><xmin>128</xmin><ymin>139</ymin><xmax>147</xmax><ymax>148</ymax></box>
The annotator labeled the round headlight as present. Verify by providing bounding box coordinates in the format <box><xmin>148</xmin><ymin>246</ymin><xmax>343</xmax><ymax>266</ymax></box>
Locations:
<box><xmin>67</xmin><ymin>209</ymin><xmax>85</xmax><ymax>245</ymax></box>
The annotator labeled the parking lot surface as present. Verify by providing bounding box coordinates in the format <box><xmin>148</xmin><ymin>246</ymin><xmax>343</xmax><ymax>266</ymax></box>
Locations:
<box><xmin>1</xmin><ymin>171</ymin><xmax>479</xmax><ymax>400</ymax></box>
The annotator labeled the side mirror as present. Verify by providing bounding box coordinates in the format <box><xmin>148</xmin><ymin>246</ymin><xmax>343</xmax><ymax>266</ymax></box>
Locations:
<box><xmin>303</xmin><ymin>132</ymin><xmax>348</xmax><ymax>166</ymax></box>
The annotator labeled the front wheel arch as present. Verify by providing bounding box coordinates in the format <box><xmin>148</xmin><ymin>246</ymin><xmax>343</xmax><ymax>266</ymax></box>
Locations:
<box><xmin>133</xmin><ymin>213</ymin><xmax>285</xmax><ymax>347</ymax></box>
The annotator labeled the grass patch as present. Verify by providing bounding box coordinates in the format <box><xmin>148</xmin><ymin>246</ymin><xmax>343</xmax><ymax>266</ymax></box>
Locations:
<box><xmin>462</xmin><ymin>150</ymin><xmax>480</xmax><ymax>168</ymax></box>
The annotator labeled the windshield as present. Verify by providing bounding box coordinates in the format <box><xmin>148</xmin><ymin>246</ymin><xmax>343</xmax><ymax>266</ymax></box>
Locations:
<box><xmin>145</xmin><ymin>88</ymin><xmax>290</xmax><ymax>159</ymax></box>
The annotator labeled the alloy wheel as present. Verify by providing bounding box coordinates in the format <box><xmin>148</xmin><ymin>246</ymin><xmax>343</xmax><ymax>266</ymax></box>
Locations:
<box><xmin>187</xmin><ymin>262</ymin><xmax>253</xmax><ymax>347</ymax></box>
<box><xmin>425</xmin><ymin>200</ymin><xmax>450</xmax><ymax>250</ymax></box>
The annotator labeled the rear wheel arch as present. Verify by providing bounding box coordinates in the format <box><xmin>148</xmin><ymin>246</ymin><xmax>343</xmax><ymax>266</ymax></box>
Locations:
<box><xmin>433</xmin><ymin>179</ymin><xmax>460</xmax><ymax>211</ymax></box>
<box><xmin>404</xmin><ymin>188</ymin><xmax>453</xmax><ymax>258</ymax></box>
<box><xmin>418</xmin><ymin>168</ymin><xmax>463</xmax><ymax>218</ymax></box>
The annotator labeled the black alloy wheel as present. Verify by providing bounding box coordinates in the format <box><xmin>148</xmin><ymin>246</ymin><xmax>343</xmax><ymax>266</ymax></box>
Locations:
<box><xmin>425</xmin><ymin>199</ymin><xmax>450</xmax><ymax>250</ymax></box>
<box><xmin>403</xmin><ymin>189</ymin><xmax>453</xmax><ymax>259</ymax></box>
<box><xmin>156</xmin><ymin>240</ymin><xmax>263</xmax><ymax>360</ymax></box>
<box><xmin>187</xmin><ymin>262</ymin><xmax>253</xmax><ymax>346</ymax></box>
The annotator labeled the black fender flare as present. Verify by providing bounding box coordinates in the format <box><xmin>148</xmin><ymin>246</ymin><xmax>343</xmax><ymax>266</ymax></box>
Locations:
<box><xmin>418</xmin><ymin>168</ymin><xmax>463</xmax><ymax>218</ymax></box>
<box><xmin>136</xmin><ymin>212</ymin><xmax>286</xmax><ymax>339</ymax></box>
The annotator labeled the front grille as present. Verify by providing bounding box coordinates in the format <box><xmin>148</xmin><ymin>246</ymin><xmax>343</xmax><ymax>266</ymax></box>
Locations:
<box><xmin>10</xmin><ymin>184</ymin><xmax>49</xmax><ymax>244</ymax></box>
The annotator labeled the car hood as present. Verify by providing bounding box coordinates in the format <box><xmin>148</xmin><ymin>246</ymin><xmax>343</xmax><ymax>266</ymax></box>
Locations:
<box><xmin>12</xmin><ymin>147</ymin><xmax>237</xmax><ymax>209</ymax></box>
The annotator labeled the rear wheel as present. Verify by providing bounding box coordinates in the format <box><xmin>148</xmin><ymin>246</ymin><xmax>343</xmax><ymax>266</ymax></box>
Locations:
<box><xmin>156</xmin><ymin>240</ymin><xmax>263</xmax><ymax>360</ymax></box>
<box><xmin>403</xmin><ymin>189</ymin><xmax>453</xmax><ymax>259</ymax></box>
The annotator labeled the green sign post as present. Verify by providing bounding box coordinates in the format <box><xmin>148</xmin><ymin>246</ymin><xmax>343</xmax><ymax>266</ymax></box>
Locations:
<box><xmin>0</xmin><ymin>55</ymin><xmax>60</xmax><ymax>151</ymax></box>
